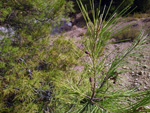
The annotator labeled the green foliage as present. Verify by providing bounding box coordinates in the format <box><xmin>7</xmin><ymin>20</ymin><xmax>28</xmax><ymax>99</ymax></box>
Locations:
<box><xmin>1</xmin><ymin>0</ymin><xmax>150</xmax><ymax>112</ymax></box>
<box><xmin>0</xmin><ymin>0</ymin><xmax>74</xmax><ymax>45</ymax></box>
<box><xmin>113</xmin><ymin>27</ymin><xmax>140</xmax><ymax>43</ymax></box>
<box><xmin>52</xmin><ymin>0</ymin><xmax>150</xmax><ymax>112</ymax></box>
<box><xmin>0</xmin><ymin>0</ymin><xmax>76</xmax><ymax>112</ymax></box>
<box><xmin>71</xmin><ymin>0</ymin><xmax>150</xmax><ymax>14</ymax></box>
<box><xmin>0</xmin><ymin>36</ymin><xmax>82</xmax><ymax>112</ymax></box>
<box><xmin>70</xmin><ymin>0</ymin><xmax>135</xmax><ymax>14</ymax></box>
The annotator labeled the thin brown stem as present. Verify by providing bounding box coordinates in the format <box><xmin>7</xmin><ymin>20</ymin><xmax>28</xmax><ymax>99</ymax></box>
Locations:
<box><xmin>90</xmin><ymin>100</ymin><xmax>106</xmax><ymax>111</ymax></box>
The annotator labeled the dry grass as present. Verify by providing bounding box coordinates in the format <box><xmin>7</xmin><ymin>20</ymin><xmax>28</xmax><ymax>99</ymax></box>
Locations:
<box><xmin>113</xmin><ymin>27</ymin><xmax>139</xmax><ymax>43</ymax></box>
<box><xmin>128</xmin><ymin>13</ymin><xmax>150</xmax><ymax>18</ymax></box>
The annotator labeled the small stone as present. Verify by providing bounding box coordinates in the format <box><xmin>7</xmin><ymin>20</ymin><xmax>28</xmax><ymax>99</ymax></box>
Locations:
<box><xmin>142</xmin><ymin>18</ymin><xmax>150</xmax><ymax>22</ymax></box>
<box><xmin>145</xmin><ymin>106</ymin><xmax>150</xmax><ymax>109</ymax></box>
<box><xmin>132</xmin><ymin>23</ymin><xmax>138</xmax><ymax>27</ymax></box>
<box><xmin>67</xmin><ymin>22</ymin><xmax>72</xmax><ymax>27</ymax></box>
<box><xmin>72</xmin><ymin>25</ymin><xmax>77</xmax><ymax>30</ymax></box>
<box><xmin>131</xmin><ymin>71</ymin><xmax>134</xmax><ymax>74</ymax></box>
<box><xmin>134</xmin><ymin>82</ymin><xmax>139</xmax><ymax>86</ymax></box>
<box><xmin>122</xmin><ymin>66</ymin><xmax>129</xmax><ymax>69</ymax></box>
<box><xmin>105</xmin><ymin>64</ymin><xmax>109</xmax><ymax>66</ymax></box>
<box><xmin>137</xmin><ymin>87</ymin><xmax>141</xmax><ymax>91</ymax></box>
<box><xmin>131</xmin><ymin>71</ymin><xmax>135</xmax><ymax>76</ymax></box>
<box><xmin>135</xmin><ymin>78</ymin><xmax>138</xmax><ymax>81</ymax></box>
<box><xmin>144</xmin><ymin>86</ymin><xmax>147</xmax><ymax>89</ymax></box>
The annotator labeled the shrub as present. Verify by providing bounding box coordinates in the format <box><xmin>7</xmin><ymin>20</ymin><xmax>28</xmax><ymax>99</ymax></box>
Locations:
<box><xmin>0</xmin><ymin>0</ymin><xmax>74</xmax><ymax>45</ymax></box>
<box><xmin>0</xmin><ymin>0</ymin><xmax>76</xmax><ymax>112</ymax></box>
<box><xmin>0</xmin><ymin>36</ymin><xmax>82</xmax><ymax>112</ymax></box>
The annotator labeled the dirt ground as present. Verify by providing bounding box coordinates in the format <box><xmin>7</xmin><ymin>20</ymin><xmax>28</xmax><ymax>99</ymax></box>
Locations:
<box><xmin>59</xmin><ymin>14</ymin><xmax>150</xmax><ymax>91</ymax></box>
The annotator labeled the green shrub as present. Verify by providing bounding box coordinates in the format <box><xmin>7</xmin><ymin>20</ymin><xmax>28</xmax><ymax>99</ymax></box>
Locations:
<box><xmin>0</xmin><ymin>0</ymin><xmax>76</xmax><ymax>112</ymax></box>
<box><xmin>0</xmin><ymin>0</ymin><xmax>74</xmax><ymax>45</ymax></box>
<box><xmin>0</xmin><ymin>36</ymin><xmax>82</xmax><ymax>112</ymax></box>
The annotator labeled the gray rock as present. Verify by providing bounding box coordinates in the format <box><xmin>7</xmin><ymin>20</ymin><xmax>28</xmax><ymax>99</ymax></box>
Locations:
<box><xmin>135</xmin><ymin>78</ymin><xmax>138</xmax><ymax>81</ymax></box>
<box><xmin>0</xmin><ymin>26</ymin><xmax>14</xmax><ymax>39</ymax></box>
<box><xmin>134</xmin><ymin>82</ymin><xmax>140</xmax><ymax>86</ymax></box>
<box><xmin>131</xmin><ymin>71</ymin><xmax>135</xmax><ymax>76</ymax></box>
<box><xmin>51</xmin><ymin>20</ymin><xmax>72</xmax><ymax>34</ymax></box>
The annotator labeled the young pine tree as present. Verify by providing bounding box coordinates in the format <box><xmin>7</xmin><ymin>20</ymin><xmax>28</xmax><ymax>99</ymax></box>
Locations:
<box><xmin>53</xmin><ymin>0</ymin><xmax>150</xmax><ymax>112</ymax></box>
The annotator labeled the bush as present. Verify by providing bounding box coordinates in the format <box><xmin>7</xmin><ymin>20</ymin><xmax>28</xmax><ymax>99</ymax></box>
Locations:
<box><xmin>0</xmin><ymin>36</ymin><xmax>82</xmax><ymax>112</ymax></box>
<box><xmin>0</xmin><ymin>0</ymin><xmax>77</xmax><ymax>112</ymax></box>
<box><xmin>0</xmin><ymin>0</ymin><xmax>74</xmax><ymax>45</ymax></box>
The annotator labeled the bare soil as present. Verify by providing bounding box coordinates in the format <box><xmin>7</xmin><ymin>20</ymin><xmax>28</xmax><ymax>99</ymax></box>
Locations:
<box><xmin>60</xmin><ymin>14</ymin><xmax>150</xmax><ymax>91</ymax></box>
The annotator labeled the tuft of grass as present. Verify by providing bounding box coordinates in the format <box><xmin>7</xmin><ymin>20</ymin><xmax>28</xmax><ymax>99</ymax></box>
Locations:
<box><xmin>132</xmin><ymin>13</ymin><xmax>150</xmax><ymax>18</ymax></box>
<box><xmin>113</xmin><ymin>27</ymin><xmax>140</xmax><ymax>43</ymax></box>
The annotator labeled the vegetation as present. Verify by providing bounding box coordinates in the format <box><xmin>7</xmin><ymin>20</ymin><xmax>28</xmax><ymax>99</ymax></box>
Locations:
<box><xmin>134</xmin><ymin>0</ymin><xmax>150</xmax><ymax>12</ymax></box>
<box><xmin>113</xmin><ymin>27</ymin><xmax>140</xmax><ymax>42</ymax></box>
<box><xmin>0</xmin><ymin>0</ymin><xmax>76</xmax><ymax>112</ymax></box>
<box><xmin>0</xmin><ymin>36</ymin><xmax>82</xmax><ymax>112</ymax></box>
<box><xmin>52</xmin><ymin>0</ymin><xmax>150</xmax><ymax>112</ymax></box>
<box><xmin>71</xmin><ymin>0</ymin><xmax>150</xmax><ymax>13</ymax></box>
<box><xmin>0</xmin><ymin>0</ymin><xmax>150</xmax><ymax>112</ymax></box>
<box><xmin>0</xmin><ymin>0</ymin><xmax>74</xmax><ymax>45</ymax></box>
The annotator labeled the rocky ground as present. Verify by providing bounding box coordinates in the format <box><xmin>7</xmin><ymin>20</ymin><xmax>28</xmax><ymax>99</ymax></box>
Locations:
<box><xmin>56</xmin><ymin>13</ymin><xmax>150</xmax><ymax>91</ymax></box>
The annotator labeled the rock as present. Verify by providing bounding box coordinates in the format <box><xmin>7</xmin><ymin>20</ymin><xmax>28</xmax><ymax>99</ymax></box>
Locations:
<box><xmin>131</xmin><ymin>71</ymin><xmax>134</xmax><ymax>74</ymax></box>
<box><xmin>131</xmin><ymin>71</ymin><xmax>135</xmax><ymax>76</ymax></box>
<box><xmin>134</xmin><ymin>82</ymin><xmax>140</xmax><ymax>86</ymax></box>
<box><xmin>67</xmin><ymin>22</ymin><xmax>72</xmax><ymax>27</ymax></box>
<box><xmin>142</xmin><ymin>18</ymin><xmax>150</xmax><ymax>22</ymax></box>
<box><xmin>60</xmin><ymin>22</ymin><xmax>72</xmax><ymax>31</ymax></box>
<box><xmin>0</xmin><ymin>26</ymin><xmax>14</xmax><ymax>39</ymax></box>
<box><xmin>72</xmin><ymin>25</ymin><xmax>77</xmax><ymax>30</ymax></box>
<box><xmin>135</xmin><ymin>78</ymin><xmax>138</xmax><ymax>81</ymax></box>
<box><xmin>132</xmin><ymin>23</ymin><xmax>138</xmax><ymax>27</ymax></box>
<box><xmin>137</xmin><ymin>87</ymin><xmax>141</xmax><ymax>91</ymax></box>
<box><xmin>146</xmin><ymin>106</ymin><xmax>150</xmax><ymax>109</ymax></box>
<box><xmin>51</xmin><ymin>20</ymin><xmax>72</xmax><ymax>34</ymax></box>
<box><xmin>105</xmin><ymin>64</ymin><xmax>109</xmax><ymax>66</ymax></box>
<box><xmin>122</xmin><ymin>66</ymin><xmax>129</xmax><ymax>69</ymax></box>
